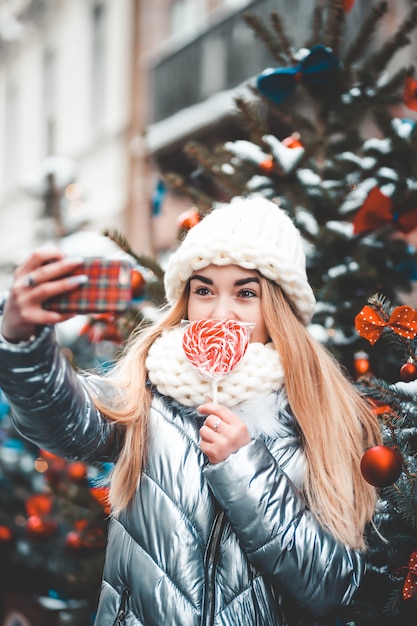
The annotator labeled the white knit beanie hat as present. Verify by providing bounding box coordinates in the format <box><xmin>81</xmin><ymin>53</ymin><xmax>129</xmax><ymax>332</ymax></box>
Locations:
<box><xmin>164</xmin><ymin>196</ymin><xmax>316</xmax><ymax>324</ymax></box>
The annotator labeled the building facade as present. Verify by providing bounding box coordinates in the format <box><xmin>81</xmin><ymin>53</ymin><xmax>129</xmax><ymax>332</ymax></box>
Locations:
<box><xmin>0</xmin><ymin>0</ymin><xmax>415</xmax><ymax>290</ymax></box>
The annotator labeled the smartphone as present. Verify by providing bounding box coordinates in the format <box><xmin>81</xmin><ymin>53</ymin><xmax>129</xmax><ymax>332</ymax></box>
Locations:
<box><xmin>44</xmin><ymin>258</ymin><xmax>133</xmax><ymax>314</ymax></box>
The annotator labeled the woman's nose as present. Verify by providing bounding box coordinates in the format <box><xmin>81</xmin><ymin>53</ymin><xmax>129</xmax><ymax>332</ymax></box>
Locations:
<box><xmin>210</xmin><ymin>296</ymin><xmax>234</xmax><ymax>319</ymax></box>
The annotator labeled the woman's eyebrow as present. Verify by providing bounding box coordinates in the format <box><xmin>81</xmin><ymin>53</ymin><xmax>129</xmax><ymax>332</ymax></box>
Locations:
<box><xmin>189</xmin><ymin>275</ymin><xmax>213</xmax><ymax>284</ymax></box>
<box><xmin>189</xmin><ymin>275</ymin><xmax>259</xmax><ymax>287</ymax></box>
<box><xmin>235</xmin><ymin>277</ymin><xmax>260</xmax><ymax>286</ymax></box>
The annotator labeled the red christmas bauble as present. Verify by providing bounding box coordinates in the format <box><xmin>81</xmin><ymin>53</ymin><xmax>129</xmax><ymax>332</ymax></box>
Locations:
<box><xmin>26</xmin><ymin>515</ymin><xmax>58</xmax><ymax>539</ymax></box>
<box><xmin>131</xmin><ymin>269</ymin><xmax>146</xmax><ymax>299</ymax></box>
<box><xmin>360</xmin><ymin>445</ymin><xmax>402</xmax><ymax>487</ymax></box>
<box><xmin>177</xmin><ymin>208</ymin><xmax>201</xmax><ymax>231</ymax></box>
<box><xmin>354</xmin><ymin>351</ymin><xmax>369</xmax><ymax>375</ymax></box>
<box><xmin>65</xmin><ymin>530</ymin><xmax>83</xmax><ymax>551</ymax></box>
<box><xmin>400</xmin><ymin>361</ymin><xmax>417</xmax><ymax>382</ymax></box>
<box><xmin>259</xmin><ymin>158</ymin><xmax>275</xmax><ymax>173</ymax></box>
<box><xmin>0</xmin><ymin>525</ymin><xmax>12</xmax><ymax>542</ymax></box>
<box><xmin>67</xmin><ymin>461</ymin><xmax>87</xmax><ymax>482</ymax></box>
<box><xmin>25</xmin><ymin>493</ymin><xmax>53</xmax><ymax>517</ymax></box>
<box><xmin>282</xmin><ymin>135</ymin><xmax>303</xmax><ymax>149</ymax></box>
<box><xmin>404</xmin><ymin>76</ymin><xmax>417</xmax><ymax>112</ymax></box>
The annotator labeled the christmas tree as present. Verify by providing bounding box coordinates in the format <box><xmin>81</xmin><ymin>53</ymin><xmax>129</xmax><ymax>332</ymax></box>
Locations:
<box><xmin>0</xmin><ymin>393</ymin><xmax>110</xmax><ymax>624</ymax></box>
<box><xmin>165</xmin><ymin>0</ymin><xmax>417</xmax><ymax>382</ymax></box>
<box><xmin>344</xmin><ymin>294</ymin><xmax>417</xmax><ymax>625</ymax></box>
<box><xmin>161</xmin><ymin>1</ymin><xmax>417</xmax><ymax>623</ymax></box>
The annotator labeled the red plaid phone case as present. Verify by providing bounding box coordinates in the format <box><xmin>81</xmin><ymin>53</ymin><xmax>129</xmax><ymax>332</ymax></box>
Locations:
<box><xmin>44</xmin><ymin>258</ymin><xmax>133</xmax><ymax>314</ymax></box>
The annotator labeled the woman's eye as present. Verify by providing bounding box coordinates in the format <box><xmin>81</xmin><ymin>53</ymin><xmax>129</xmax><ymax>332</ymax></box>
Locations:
<box><xmin>194</xmin><ymin>286</ymin><xmax>211</xmax><ymax>295</ymax></box>
<box><xmin>238</xmin><ymin>289</ymin><xmax>257</xmax><ymax>298</ymax></box>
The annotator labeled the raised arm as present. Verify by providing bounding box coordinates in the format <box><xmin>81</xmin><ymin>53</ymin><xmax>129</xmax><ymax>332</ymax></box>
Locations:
<box><xmin>0</xmin><ymin>246</ymin><xmax>123</xmax><ymax>461</ymax></box>
<box><xmin>0</xmin><ymin>325</ymin><xmax>122</xmax><ymax>462</ymax></box>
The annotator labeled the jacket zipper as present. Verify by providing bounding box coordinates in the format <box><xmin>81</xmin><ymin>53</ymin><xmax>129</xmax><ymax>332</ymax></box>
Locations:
<box><xmin>201</xmin><ymin>510</ymin><xmax>227</xmax><ymax>626</ymax></box>
<box><xmin>113</xmin><ymin>587</ymin><xmax>130</xmax><ymax>626</ymax></box>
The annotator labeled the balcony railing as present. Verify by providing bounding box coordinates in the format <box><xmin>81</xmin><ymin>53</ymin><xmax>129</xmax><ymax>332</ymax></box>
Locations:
<box><xmin>149</xmin><ymin>0</ymin><xmax>366</xmax><ymax>124</ymax></box>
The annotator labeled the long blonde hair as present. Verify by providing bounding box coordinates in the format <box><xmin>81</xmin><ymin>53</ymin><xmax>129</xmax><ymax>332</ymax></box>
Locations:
<box><xmin>94</xmin><ymin>277</ymin><xmax>380</xmax><ymax>550</ymax></box>
<box><xmin>93</xmin><ymin>293</ymin><xmax>189</xmax><ymax>515</ymax></box>
<box><xmin>260</xmin><ymin>277</ymin><xmax>381</xmax><ymax>549</ymax></box>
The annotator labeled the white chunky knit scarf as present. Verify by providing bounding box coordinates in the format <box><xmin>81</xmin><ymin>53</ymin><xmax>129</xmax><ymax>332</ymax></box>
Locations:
<box><xmin>146</xmin><ymin>326</ymin><xmax>285</xmax><ymax>408</ymax></box>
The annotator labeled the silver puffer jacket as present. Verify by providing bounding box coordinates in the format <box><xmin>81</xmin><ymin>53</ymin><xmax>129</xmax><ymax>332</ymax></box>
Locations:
<box><xmin>0</xmin><ymin>327</ymin><xmax>364</xmax><ymax>626</ymax></box>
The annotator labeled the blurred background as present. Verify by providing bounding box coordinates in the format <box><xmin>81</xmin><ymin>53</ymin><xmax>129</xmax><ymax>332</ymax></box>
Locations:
<box><xmin>0</xmin><ymin>0</ymin><xmax>308</xmax><ymax>286</ymax></box>
<box><xmin>1</xmin><ymin>1</ymin><xmax>417</xmax><ymax>624</ymax></box>
<box><xmin>0</xmin><ymin>0</ymin><xmax>414</xmax><ymax>289</ymax></box>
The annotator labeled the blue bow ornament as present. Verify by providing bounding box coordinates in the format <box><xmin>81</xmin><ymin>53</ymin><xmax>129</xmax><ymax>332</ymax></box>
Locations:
<box><xmin>256</xmin><ymin>45</ymin><xmax>341</xmax><ymax>105</ymax></box>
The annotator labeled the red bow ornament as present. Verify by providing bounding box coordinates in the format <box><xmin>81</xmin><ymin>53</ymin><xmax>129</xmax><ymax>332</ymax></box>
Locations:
<box><xmin>394</xmin><ymin>550</ymin><xmax>417</xmax><ymax>600</ymax></box>
<box><xmin>353</xmin><ymin>186</ymin><xmax>417</xmax><ymax>235</ymax></box>
<box><xmin>355</xmin><ymin>305</ymin><xmax>417</xmax><ymax>345</ymax></box>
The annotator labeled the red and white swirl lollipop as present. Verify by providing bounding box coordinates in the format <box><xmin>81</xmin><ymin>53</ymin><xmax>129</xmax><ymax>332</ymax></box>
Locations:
<box><xmin>182</xmin><ymin>318</ymin><xmax>252</xmax><ymax>401</ymax></box>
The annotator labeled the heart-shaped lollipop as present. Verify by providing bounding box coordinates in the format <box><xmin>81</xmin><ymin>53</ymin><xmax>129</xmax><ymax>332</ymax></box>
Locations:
<box><xmin>182</xmin><ymin>319</ymin><xmax>252</xmax><ymax>401</ymax></box>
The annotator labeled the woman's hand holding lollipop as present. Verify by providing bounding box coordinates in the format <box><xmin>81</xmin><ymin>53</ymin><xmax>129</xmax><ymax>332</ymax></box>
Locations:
<box><xmin>182</xmin><ymin>319</ymin><xmax>252</xmax><ymax>463</ymax></box>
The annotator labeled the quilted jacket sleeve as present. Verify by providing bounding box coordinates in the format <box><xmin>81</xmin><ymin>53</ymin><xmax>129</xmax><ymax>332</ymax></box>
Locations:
<box><xmin>0</xmin><ymin>326</ymin><xmax>123</xmax><ymax>462</ymax></box>
<box><xmin>203</xmin><ymin>438</ymin><xmax>364</xmax><ymax>617</ymax></box>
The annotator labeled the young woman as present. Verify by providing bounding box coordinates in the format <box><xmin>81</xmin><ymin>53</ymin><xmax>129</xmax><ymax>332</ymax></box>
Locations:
<box><xmin>0</xmin><ymin>197</ymin><xmax>381</xmax><ymax>625</ymax></box>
